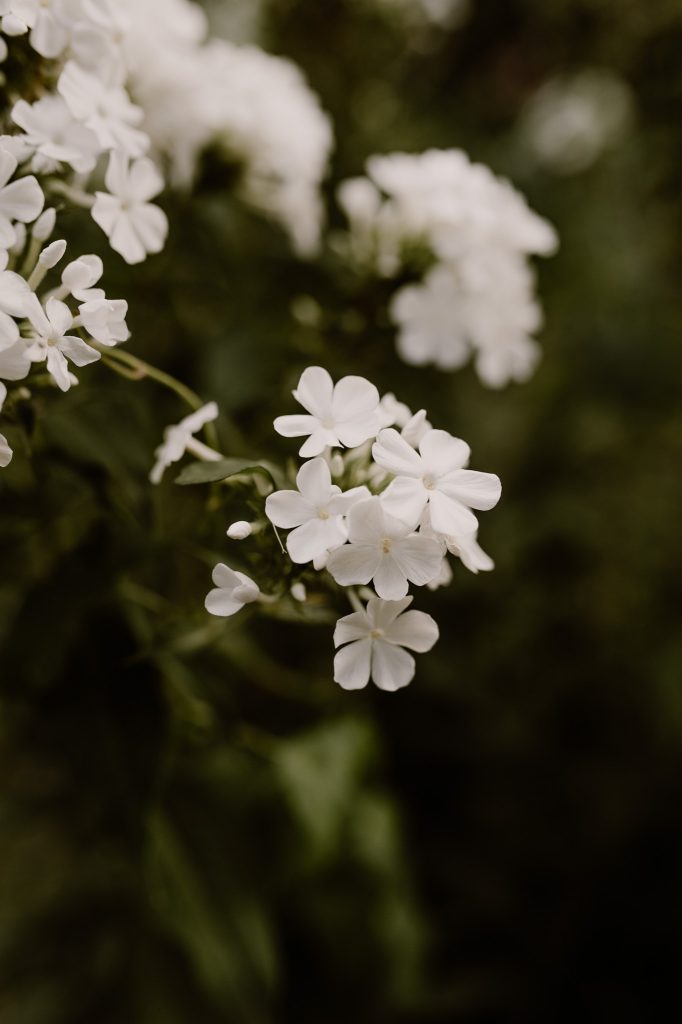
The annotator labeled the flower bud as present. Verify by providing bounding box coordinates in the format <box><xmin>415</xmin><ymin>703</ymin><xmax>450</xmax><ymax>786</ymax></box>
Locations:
<box><xmin>290</xmin><ymin>582</ymin><xmax>307</xmax><ymax>602</ymax></box>
<box><xmin>330</xmin><ymin>453</ymin><xmax>344</xmax><ymax>477</ymax></box>
<box><xmin>33</xmin><ymin>208</ymin><xmax>56</xmax><ymax>241</ymax></box>
<box><xmin>226</xmin><ymin>520</ymin><xmax>252</xmax><ymax>540</ymax></box>
<box><xmin>39</xmin><ymin>240</ymin><xmax>67</xmax><ymax>268</ymax></box>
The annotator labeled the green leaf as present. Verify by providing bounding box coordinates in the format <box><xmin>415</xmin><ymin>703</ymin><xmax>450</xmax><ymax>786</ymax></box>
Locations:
<box><xmin>175</xmin><ymin>457</ymin><xmax>277</xmax><ymax>487</ymax></box>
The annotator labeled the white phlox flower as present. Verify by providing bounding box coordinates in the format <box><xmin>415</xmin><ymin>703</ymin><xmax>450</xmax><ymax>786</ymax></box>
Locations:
<box><xmin>333</xmin><ymin>595</ymin><xmax>439</xmax><ymax>691</ymax></box>
<box><xmin>326</xmin><ymin>495</ymin><xmax>443</xmax><ymax>600</ymax></box>
<box><xmin>0</xmin><ymin>146</ymin><xmax>45</xmax><ymax>249</ymax></box>
<box><xmin>79</xmin><ymin>297</ymin><xmax>129</xmax><ymax>345</ymax></box>
<box><xmin>12</xmin><ymin>96</ymin><xmax>100</xmax><ymax>174</ymax></box>
<box><xmin>150</xmin><ymin>401</ymin><xmax>219</xmax><ymax>484</ymax></box>
<box><xmin>265</xmin><ymin>456</ymin><xmax>370</xmax><ymax>564</ymax></box>
<box><xmin>59</xmin><ymin>254</ymin><xmax>105</xmax><ymax>302</ymax></box>
<box><xmin>205</xmin><ymin>563</ymin><xmax>260</xmax><ymax>618</ymax></box>
<box><xmin>372</xmin><ymin>427</ymin><xmax>501</xmax><ymax>538</ymax></box>
<box><xmin>58</xmin><ymin>61</ymin><xmax>148</xmax><ymax>157</ymax></box>
<box><xmin>0</xmin><ymin>380</ymin><xmax>12</xmax><ymax>468</ymax></box>
<box><xmin>274</xmin><ymin>366</ymin><xmax>382</xmax><ymax>457</ymax></box>
<box><xmin>92</xmin><ymin>152</ymin><xmax>168</xmax><ymax>265</ymax></box>
<box><xmin>24</xmin><ymin>295</ymin><xmax>100</xmax><ymax>392</ymax></box>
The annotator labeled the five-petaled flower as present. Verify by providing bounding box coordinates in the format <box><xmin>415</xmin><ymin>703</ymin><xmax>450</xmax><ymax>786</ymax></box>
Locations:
<box><xmin>274</xmin><ymin>365</ymin><xmax>382</xmax><ymax>457</ymax></box>
<box><xmin>372</xmin><ymin>427</ymin><xmax>501</xmax><ymax>539</ymax></box>
<box><xmin>265</xmin><ymin>456</ymin><xmax>369</xmax><ymax>565</ymax></box>
<box><xmin>326</xmin><ymin>495</ymin><xmax>443</xmax><ymax>599</ymax></box>
<box><xmin>92</xmin><ymin>152</ymin><xmax>168</xmax><ymax>265</ymax></box>
<box><xmin>333</xmin><ymin>596</ymin><xmax>439</xmax><ymax>691</ymax></box>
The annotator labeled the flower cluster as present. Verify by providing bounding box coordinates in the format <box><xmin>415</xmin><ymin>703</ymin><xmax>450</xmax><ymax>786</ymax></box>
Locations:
<box><xmin>337</xmin><ymin>149</ymin><xmax>558</xmax><ymax>387</ymax></box>
<box><xmin>203</xmin><ymin>367</ymin><xmax>501</xmax><ymax>692</ymax></box>
<box><xmin>120</xmin><ymin>1</ymin><xmax>334</xmax><ymax>255</ymax></box>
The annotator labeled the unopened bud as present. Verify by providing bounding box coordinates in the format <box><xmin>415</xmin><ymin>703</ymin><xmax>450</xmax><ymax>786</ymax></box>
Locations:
<box><xmin>226</xmin><ymin>520</ymin><xmax>252</xmax><ymax>540</ymax></box>
<box><xmin>330</xmin><ymin>453</ymin><xmax>344</xmax><ymax>477</ymax></box>
<box><xmin>39</xmin><ymin>239</ymin><xmax>67</xmax><ymax>268</ymax></box>
<box><xmin>290</xmin><ymin>582</ymin><xmax>307</xmax><ymax>602</ymax></box>
<box><xmin>33</xmin><ymin>208</ymin><xmax>56</xmax><ymax>241</ymax></box>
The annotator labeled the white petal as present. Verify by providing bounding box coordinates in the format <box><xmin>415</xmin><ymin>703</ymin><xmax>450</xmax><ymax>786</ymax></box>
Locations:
<box><xmin>296</xmin><ymin>457</ymin><xmax>332</xmax><ymax>506</ymax></box>
<box><xmin>373</xmin><ymin>556</ymin><xmax>409</xmax><ymax>600</ymax></box>
<box><xmin>205</xmin><ymin>588</ymin><xmax>243</xmax><ymax>617</ymax></box>
<box><xmin>287</xmin><ymin>517</ymin><xmax>339</xmax><ymax>564</ymax></box>
<box><xmin>292</xmin><ymin>365</ymin><xmax>333</xmax><ymax>418</ymax></box>
<box><xmin>212</xmin><ymin>563</ymin><xmax>241</xmax><ymax>590</ymax></box>
<box><xmin>0</xmin><ymin>175</ymin><xmax>44</xmax><ymax>223</ymax></box>
<box><xmin>335</xmin><ymin>412</ymin><xmax>382</xmax><ymax>448</ymax></box>
<box><xmin>299</xmin><ymin>428</ymin><xmax>334</xmax><ymax>458</ymax></box>
<box><xmin>326</xmin><ymin>543</ymin><xmax>380</xmax><ymax>587</ymax></box>
<box><xmin>0</xmin><ymin>339</ymin><xmax>31</xmax><ymax>380</ymax></box>
<box><xmin>428</xmin><ymin>489</ymin><xmax>478</xmax><ymax>536</ymax></box>
<box><xmin>440</xmin><ymin>470</ymin><xmax>502</xmax><ymax>511</ymax></box>
<box><xmin>346</xmin><ymin>495</ymin><xmax>386</xmax><ymax>545</ymax></box>
<box><xmin>130</xmin><ymin>203</ymin><xmax>168</xmax><ymax>255</ymax></box>
<box><xmin>0</xmin><ymin>270</ymin><xmax>30</xmax><ymax>316</ymax></box>
<box><xmin>385</xmin><ymin>609</ymin><xmax>439</xmax><ymax>652</ymax></box>
<box><xmin>419</xmin><ymin>429</ymin><xmax>470</xmax><ymax>474</ymax></box>
<box><xmin>371</xmin><ymin>640</ymin><xmax>415</xmax><ymax>691</ymax></box>
<box><xmin>91</xmin><ymin>192</ymin><xmax>120</xmax><ymax>236</ymax></box>
<box><xmin>46</xmin><ymin>347</ymin><xmax>71</xmax><ymax>391</ymax></box>
<box><xmin>58</xmin><ymin>335</ymin><xmax>100</xmax><ymax>367</ymax></box>
<box><xmin>46</xmin><ymin>297</ymin><xmax>72</xmax><ymax>335</ymax></box>
<box><xmin>372</xmin><ymin>427</ymin><xmax>423</xmax><ymax>477</ymax></box>
<box><xmin>334</xmin><ymin>610</ymin><xmax>370</xmax><ymax>646</ymax></box>
<box><xmin>327</xmin><ymin>485</ymin><xmax>371</xmax><ymax>516</ymax></box>
<box><xmin>273</xmin><ymin>413</ymin><xmax>318</xmax><ymax>438</ymax></box>
<box><xmin>391</xmin><ymin>535</ymin><xmax>444</xmax><ymax>588</ymax></box>
<box><xmin>366</xmin><ymin>596</ymin><xmax>413</xmax><ymax>631</ymax></box>
<box><xmin>265</xmin><ymin>489</ymin><xmax>313</xmax><ymax>529</ymax></box>
<box><xmin>379</xmin><ymin>476</ymin><xmax>427</xmax><ymax>529</ymax></box>
<box><xmin>0</xmin><ymin>431</ymin><xmax>12</xmax><ymax>468</ymax></box>
<box><xmin>128</xmin><ymin>157</ymin><xmax>164</xmax><ymax>202</ymax></box>
<box><xmin>104</xmin><ymin>150</ymin><xmax>129</xmax><ymax>196</ymax></box>
<box><xmin>334</xmin><ymin>638</ymin><xmax>372</xmax><ymax>690</ymax></box>
<box><xmin>331</xmin><ymin>375</ymin><xmax>379</xmax><ymax>421</ymax></box>
<box><xmin>109</xmin><ymin>213</ymin><xmax>146</xmax><ymax>265</ymax></box>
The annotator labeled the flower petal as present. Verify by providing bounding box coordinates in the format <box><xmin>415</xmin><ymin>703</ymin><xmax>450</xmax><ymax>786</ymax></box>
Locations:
<box><xmin>347</xmin><ymin>495</ymin><xmax>386</xmax><ymax>545</ymax></box>
<box><xmin>419</xmin><ymin>429</ymin><xmax>470</xmax><ymax>474</ymax></box>
<box><xmin>326</xmin><ymin>542</ymin><xmax>380</xmax><ymax>587</ymax></box>
<box><xmin>334</xmin><ymin>638</ymin><xmax>372</xmax><ymax>690</ymax></box>
<box><xmin>391</xmin><ymin>535</ymin><xmax>444</xmax><ymax>588</ymax></box>
<box><xmin>265</xmin><ymin>489</ymin><xmax>313</xmax><ymax>529</ymax></box>
<box><xmin>373</xmin><ymin>555</ymin><xmax>409</xmax><ymax>600</ymax></box>
<box><xmin>385</xmin><ymin>609</ymin><xmax>439</xmax><ymax>652</ymax></box>
<box><xmin>379</xmin><ymin>475</ymin><xmax>427</xmax><ymax>529</ymax></box>
<box><xmin>292</xmin><ymin>365</ymin><xmax>334</xmax><ymax>418</ymax></box>
<box><xmin>371</xmin><ymin>640</ymin><xmax>415</xmax><ymax>691</ymax></box>
<box><xmin>58</xmin><ymin>335</ymin><xmax>100</xmax><ymax>367</ymax></box>
<box><xmin>287</xmin><ymin>517</ymin><xmax>341</xmax><ymax>564</ymax></box>
<box><xmin>372</xmin><ymin>427</ymin><xmax>423</xmax><ymax>476</ymax></box>
<box><xmin>440</xmin><ymin>469</ymin><xmax>502</xmax><ymax>511</ymax></box>
<box><xmin>205</xmin><ymin>588</ymin><xmax>243</xmax><ymax>617</ymax></box>
<box><xmin>332</xmin><ymin>375</ymin><xmax>379</xmax><ymax>421</ymax></box>
<box><xmin>428</xmin><ymin>489</ymin><xmax>478</xmax><ymax>536</ymax></box>
<box><xmin>334</xmin><ymin>610</ymin><xmax>370</xmax><ymax>647</ymax></box>
<box><xmin>296</xmin><ymin>456</ymin><xmax>332</xmax><ymax>506</ymax></box>
<box><xmin>273</xmin><ymin>413</ymin><xmax>318</xmax><ymax>438</ymax></box>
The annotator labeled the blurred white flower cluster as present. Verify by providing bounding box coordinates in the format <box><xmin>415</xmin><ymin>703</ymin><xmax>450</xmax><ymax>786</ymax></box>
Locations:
<box><xmin>338</xmin><ymin>149</ymin><xmax>558</xmax><ymax>387</ymax></box>
<box><xmin>0</xmin><ymin>0</ymin><xmax>335</xmax><ymax>467</ymax></box>
<box><xmin>121</xmin><ymin>1</ymin><xmax>333</xmax><ymax>255</ymax></box>
<box><xmin>204</xmin><ymin>366</ymin><xmax>501</xmax><ymax>692</ymax></box>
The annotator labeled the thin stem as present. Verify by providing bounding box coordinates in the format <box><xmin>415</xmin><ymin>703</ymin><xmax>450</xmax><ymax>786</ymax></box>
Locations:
<box><xmin>47</xmin><ymin>179</ymin><xmax>95</xmax><ymax>209</ymax></box>
<box><xmin>347</xmin><ymin>587</ymin><xmax>364</xmax><ymax>614</ymax></box>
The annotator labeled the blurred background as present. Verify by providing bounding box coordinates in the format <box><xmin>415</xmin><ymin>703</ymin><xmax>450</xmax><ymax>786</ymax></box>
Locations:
<box><xmin>2</xmin><ymin>0</ymin><xmax>682</xmax><ymax>1021</ymax></box>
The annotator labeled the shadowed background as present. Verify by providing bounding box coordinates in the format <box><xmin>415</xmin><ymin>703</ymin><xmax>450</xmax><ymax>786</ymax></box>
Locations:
<box><xmin>1</xmin><ymin>0</ymin><xmax>682</xmax><ymax>1021</ymax></box>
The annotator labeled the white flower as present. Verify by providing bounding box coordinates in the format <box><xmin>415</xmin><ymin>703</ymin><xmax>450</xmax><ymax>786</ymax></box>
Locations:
<box><xmin>274</xmin><ymin>366</ymin><xmax>382</xmax><ymax>457</ymax></box>
<box><xmin>150</xmin><ymin>401</ymin><xmax>218</xmax><ymax>484</ymax></box>
<box><xmin>0</xmin><ymin>146</ymin><xmax>44</xmax><ymax>249</ymax></box>
<box><xmin>12</xmin><ymin>96</ymin><xmax>100</xmax><ymax>175</ymax></box>
<box><xmin>92</xmin><ymin>152</ymin><xmax>168</xmax><ymax>265</ymax></box>
<box><xmin>60</xmin><ymin>254</ymin><xmax>104</xmax><ymax>301</ymax></box>
<box><xmin>333</xmin><ymin>595</ymin><xmax>439</xmax><ymax>691</ymax></box>
<box><xmin>0</xmin><ymin>380</ymin><xmax>12</xmax><ymax>468</ymax></box>
<box><xmin>205</xmin><ymin>563</ymin><xmax>260</xmax><ymax>618</ymax></box>
<box><xmin>0</xmin><ymin>264</ymin><xmax>31</xmax><ymax>318</ymax></box>
<box><xmin>265</xmin><ymin>456</ymin><xmax>369</xmax><ymax>564</ymax></box>
<box><xmin>79</xmin><ymin>297</ymin><xmax>129</xmax><ymax>346</ymax></box>
<box><xmin>24</xmin><ymin>296</ymin><xmax>100</xmax><ymax>392</ymax></box>
<box><xmin>58</xmin><ymin>61</ymin><xmax>148</xmax><ymax>157</ymax></box>
<box><xmin>372</xmin><ymin>427</ymin><xmax>501</xmax><ymax>538</ymax></box>
<box><xmin>326</xmin><ymin>496</ymin><xmax>443</xmax><ymax>599</ymax></box>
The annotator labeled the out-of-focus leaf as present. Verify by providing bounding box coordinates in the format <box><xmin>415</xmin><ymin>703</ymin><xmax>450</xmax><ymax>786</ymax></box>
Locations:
<box><xmin>174</xmin><ymin>457</ymin><xmax>278</xmax><ymax>487</ymax></box>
